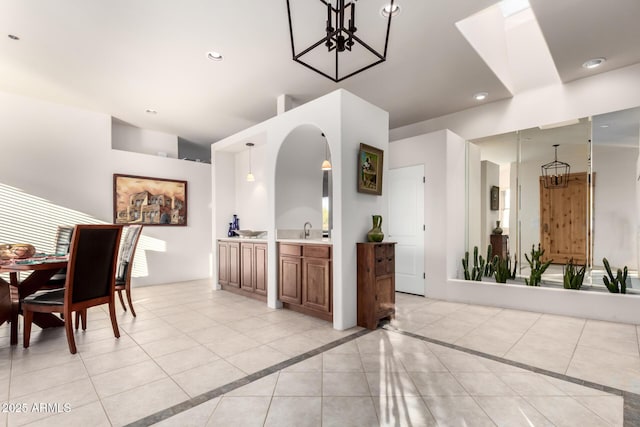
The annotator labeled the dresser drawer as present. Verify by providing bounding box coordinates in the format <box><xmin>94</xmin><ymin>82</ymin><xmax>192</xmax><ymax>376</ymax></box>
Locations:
<box><xmin>375</xmin><ymin>257</ymin><xmax>394</xmax><ymax>276</ymax></box>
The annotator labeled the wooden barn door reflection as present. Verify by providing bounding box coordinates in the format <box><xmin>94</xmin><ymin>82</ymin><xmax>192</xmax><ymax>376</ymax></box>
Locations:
<box><xmin>539</xmin><ymin>172</ymin><xmax>592</xmax><ymax>265</ymax></box>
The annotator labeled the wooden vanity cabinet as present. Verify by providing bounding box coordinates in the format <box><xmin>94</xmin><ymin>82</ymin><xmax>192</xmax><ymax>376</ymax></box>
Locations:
<box><xmin>218</xmin><ymin>240</ymin><xmax>266</xmax><ymax>301</ymax></box>
<box><xmin>357</xmin><ymin>242</ymin><xmax>396</xmax><ymax>329</ymax></box>
<box><xmin>218</xmin><ymin>240</ymin><xmax>239</xmax><ymax>288</ymax></box>
<box><xmin>279</xmin><ymin>243</ymin><xmax>332</xmax><ymax>321</ymax></box>
<box><xmin>279</xmin><ymin>244</ymin><xmax>302</xmax><ymax>304</ymax></box>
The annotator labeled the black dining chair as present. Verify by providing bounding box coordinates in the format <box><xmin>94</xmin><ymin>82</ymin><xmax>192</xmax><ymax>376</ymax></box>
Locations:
<box><xmin>115</xmin><ymin>225</ymin><xmax>143</xmax><ymax>316</ymax></box>
<box><xmin>46</xmin><ymin>225</ymin><xmax>75</xmax><ymax>289</ymax></box>
<box><xmin>22</xmin><ymin>224</ymin><xmax>123</xmax><ymax>354</ymax></box>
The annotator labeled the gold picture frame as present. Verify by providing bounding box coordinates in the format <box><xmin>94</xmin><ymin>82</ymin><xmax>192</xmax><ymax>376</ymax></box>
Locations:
<box><xmin>357</xmin><ymin>143</ymin><xmax>384</xmax><ymax>195</ymax></box>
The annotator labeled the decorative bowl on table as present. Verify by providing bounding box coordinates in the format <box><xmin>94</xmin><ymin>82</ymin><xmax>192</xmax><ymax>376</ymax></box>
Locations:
<box><xmin>0</xmin><ymin>243</ymin><xmax>36</xmax><ymax>259</ymax></box>
<box><xmin>234</xmin><ymin>230</ymin><xmax>266</xmax><ymax>238</ymax></box>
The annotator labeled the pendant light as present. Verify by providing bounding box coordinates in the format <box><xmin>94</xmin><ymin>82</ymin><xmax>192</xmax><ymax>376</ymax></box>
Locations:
<box><xmin>541</xmin><ymin>144</ymin><xmax>570</xmax><ymax>188</ymax></box>
<box><xmin>246</xmin><ymin>142</ymin><xmax>255</xmax><ymax>182</ymax></box>
<box><xmin>321</xmin><ymin>133</ymin><xmax>332</xmax><ymax>171</ymax></box>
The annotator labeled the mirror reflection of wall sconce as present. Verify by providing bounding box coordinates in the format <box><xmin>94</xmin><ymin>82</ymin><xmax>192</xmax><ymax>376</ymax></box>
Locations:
<box><xmin>246</xmin><ymin>142</ymin><xmax>255</xmax><ymax>182</ymax></box>
<box><xmin>321</xmin><ymin>133</ymin><xmax>332</xmax><ymax>171</ymax></box>
<box><xmin>490</xmin><ymin>185</ymin><xmax>499</xmax><ymax>210</ymax></box>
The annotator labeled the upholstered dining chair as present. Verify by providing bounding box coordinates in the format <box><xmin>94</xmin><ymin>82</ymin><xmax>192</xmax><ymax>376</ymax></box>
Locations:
<box><xmin>115</xmin><ymin>225</ymin><xmax>143</xmax><ymax>316</ymax></box>
<box><xmin>46</xmin><ymin>225</ymin><xmax>75</xmax><ymax>289</ymax></box>
<box><xmin>22</xmin><ymin>224</ymin><xmax>123</xmax><ymax>354</ymax></box>
<box><xmin>0</xmin><ymin>280</ymin><xmax>13</xmax><ymax>336</ymax></box>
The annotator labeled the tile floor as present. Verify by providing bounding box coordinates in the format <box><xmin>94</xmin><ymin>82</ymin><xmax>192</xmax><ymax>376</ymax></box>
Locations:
<box><xmin>0</xmin><ymin>279</ymin><xmax>638</xmax><ymax>426</ymax></box>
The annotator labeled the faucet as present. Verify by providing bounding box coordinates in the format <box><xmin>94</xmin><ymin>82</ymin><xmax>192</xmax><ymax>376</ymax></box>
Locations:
<box><xmin>304</xmin><ymin>222</ymin><xmax>312</xmax><ymax>239</ymax></box>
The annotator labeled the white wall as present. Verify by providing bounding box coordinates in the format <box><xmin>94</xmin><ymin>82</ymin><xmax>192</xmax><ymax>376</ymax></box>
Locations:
<box><xmin>112</xmin><ymin>121</ymin><xmax>179</xmax><ymax>158</ymax></box>
<box><xmin>0</xmin><ymin>91</ymin><xmax>212</xmax><ymax>286</ymax></box>
<box><xmin>593</xmin><ymin>145</ymin><xmax>638</xmax><ymax>269</ymax></box>
<box><xmin>388</xmin><ymin>130</ymin><xmax>466</xmax><ymax>298</ymax></box>
<box><xmin>235</xmin><ymin>144</ymin><xmax>269</xmax><ymax>232</ymax></box>
<box><xmin>337</xmin><ymin>91</ymin><xmax>389</xmax><ymax>328</ymax></box>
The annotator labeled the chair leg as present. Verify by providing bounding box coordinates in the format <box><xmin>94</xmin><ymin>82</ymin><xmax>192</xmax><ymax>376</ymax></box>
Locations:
<box><xmin>81</xmin><ymin>309</ymin><xmax>87</xmax><ymax>330</ymax></box>
<box><xmin>117</xmin><ymin>290</ymin><xmax>127</xmax><ymax>312</ymax></box>
<box><xmin>125</xmin><ymin>288</ymin><xmax>136</xmax><ymax>317</ymax></box>
<box><xmin>108</xmin><ymin>301</ymin><xmax>120</xmax><ymax>338</ymax></box>
<box><xmin>64</xmin><ymin>310</ymin><xmax>77</xmax><ymax>354</ymax></box>
<box><xmin>74</xmin><ymin>311</ymin><xmax>80</xmax><ymax>330</ymax></box>
<box><xmin>8</xmin><ymin>282</ymin><xmax>19</xmax><ymax>345</ymax></box>
<box><xmin>23</xmin><ymin>309</ymin><xmax>33</xmax><ymax>348</ymax></box>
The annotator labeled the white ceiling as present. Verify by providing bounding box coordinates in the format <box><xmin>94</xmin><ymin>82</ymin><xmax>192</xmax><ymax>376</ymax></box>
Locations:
<box><xmin>1</xmin><ymin>0</ymin><xmax>639</xmax><ymax>146</ymax></box>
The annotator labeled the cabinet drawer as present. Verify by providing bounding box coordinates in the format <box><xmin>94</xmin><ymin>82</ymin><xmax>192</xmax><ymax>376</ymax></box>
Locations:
<box><xmin>303</xmin><ymin>245</ymin><xmax>330</xmax><ymax>259</ymax></box>
<box><xmin>280</xmin><ymin>244</ymin><xmax>302</xmax><ymax>257</ymax></box>
<box><xmin>375</xmin><ymin>257</ymin><xmax>394</xmax><ymax>276</ymax></box>
<box><xmin>374</xmin><ymin>244</ymin><xmax>394</xmax><ymax>258</ymax></box>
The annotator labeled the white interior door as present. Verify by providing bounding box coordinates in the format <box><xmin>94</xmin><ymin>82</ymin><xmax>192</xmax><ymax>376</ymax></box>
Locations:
<box><xmin>388</xmin><ymin>165</ymin><xmax>425</xmax><ymax>295</ymax></box>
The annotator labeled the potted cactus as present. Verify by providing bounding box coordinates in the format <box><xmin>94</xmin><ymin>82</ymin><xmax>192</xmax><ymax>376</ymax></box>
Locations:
<box><xmin>492</xmin><ymin>254</ymin><xmax>517</xmax><ymax>284</ymax></box>
<box><xmin>524</xmin><ymin>244</ymin><xmax>552</xmax><ymax>286</ymax></box>
<box><xmin>563</xmin><ymin>259</ymin><xmax>586</xmax><ymax>290</ymax></box>
<box><xmin>602</xmin><ymin>258</ymin><xmax>628</xmax><ymax>293</ymax></box>
<box><xmin>461</xmin><ymin>246</ymin><xmax>486</xmax><ymax>281</ymax></box>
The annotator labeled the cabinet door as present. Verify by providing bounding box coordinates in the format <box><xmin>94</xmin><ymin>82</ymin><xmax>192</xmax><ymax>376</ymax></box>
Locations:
<box><xmin>254</xmin><ymin>244</ymin><xmax>267</xmax><ymax>296</ymax></box>
<box><xmin>302</xmin><ymin>258</ymin><xmax>331</xmax><ymax>313</ymax></box>
<box><xmin>375</xmin><ymin>276</ymin><xmax>395</xmax><ymax>316</ymax></box>
<box><xmin>240</xmin><ymin>243</ymin><xmax>255</xmax><ymax>291</ymax></box>
<box><xmin>218</xmin><ymin>242</ymin><xmax>229</xmax><ymax>285</ymax></box>
<box><xmin>279</xmin><ymin>256</ymin><xmax>301</xmax><ymax>304</ymax></box>
<box><xmin>228</xmin><ymin>242</ymin><xmax>240</xmax><ymax>288</ymax></box>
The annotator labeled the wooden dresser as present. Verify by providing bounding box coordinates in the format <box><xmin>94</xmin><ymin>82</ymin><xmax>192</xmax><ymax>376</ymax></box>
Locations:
<box><xmin>490</xmin><ymin>234</ymin><xmax>509</xmax><ymax>260</ymax></box>
<box><xmin>357</xmin><ymin>242</ymin><xmax>396</xmax><ymax>330</ymax></box>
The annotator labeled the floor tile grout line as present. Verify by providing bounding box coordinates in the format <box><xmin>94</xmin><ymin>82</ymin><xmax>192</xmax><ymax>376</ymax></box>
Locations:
<box><xmin>384</xmin><ymin>324</ymin><xmax>629</xmax><ymax>396</ymax></box>
<box><xmin>498</xmin><ymin>311</ymin><xmax>542</xmax><ymax>359</ymax></box>
<box><xmin>123</xmin><ymin>328</ymin><xmax>372</xmax><ymax>427</ymax></box>
<box><xmin>564</xmin><ymin>316</ymin><xmax>589</xmax><ymax>376</ymax></box>
<box><xmin>384</xmin><ymin>323</ymin><xmax>640</xmax><ymax>427</ymax></box>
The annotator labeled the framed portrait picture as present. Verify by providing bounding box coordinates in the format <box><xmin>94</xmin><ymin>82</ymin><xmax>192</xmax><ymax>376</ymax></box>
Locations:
<box><xmin>357</xmin><ymin>143</ymin><xmax>384</xmax><ymax>195</ymax></box>
<box><xmin>113</xmin><ymin>174</ymin><xmax>187</xmax><ymax>226</ymax></box>
<box><xmin>490</xmin><ymin>185</ymin><xmax>499</xmax><ymax>211</ymax></box>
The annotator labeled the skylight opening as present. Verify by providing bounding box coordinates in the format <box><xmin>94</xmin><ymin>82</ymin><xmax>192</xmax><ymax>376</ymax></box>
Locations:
<box><xmin>500</xmin><ymin>0</ymin><xmax>531</xmax><ymax>18</ymax></box>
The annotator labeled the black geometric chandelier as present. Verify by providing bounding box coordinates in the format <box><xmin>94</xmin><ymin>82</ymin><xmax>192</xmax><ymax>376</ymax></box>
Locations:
<box><xmin>285</xmin><ymin>0</ymin><xmax>395</xmax><ymax>82</ymax></box>
<box><xmin>541</xmin><ymin>144</ymin><xmax>571</xmax><ymax>189</ymax></box>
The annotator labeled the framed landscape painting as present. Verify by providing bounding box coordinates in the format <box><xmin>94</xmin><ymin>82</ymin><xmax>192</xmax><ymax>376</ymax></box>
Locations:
<box><xmin>113</xmin><ymin>174</ymin><xmax>187</xmax><ymax>226</ymax></box>
<box><xmin>357</xmin><ymin>143</ymin><xmax>384</xmax><ymax>195</ymax></box>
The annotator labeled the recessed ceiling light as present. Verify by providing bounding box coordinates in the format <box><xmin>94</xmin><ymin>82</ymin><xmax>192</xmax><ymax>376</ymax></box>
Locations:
<box><xmin>582</xmin><ymin>57</ymin><xmax>606</xmax><ymax>69</ymax></box>
<box><xmin>207</xmin><ymin>51</ymin><xmax>223</xmax><ymax>61</ymax></box>
<box><xmin>473</xmin><ymin>92</ymin><xmax>488</xmax><ymax>101</ymax></box>
<box><xmin>599</xmin><ymin>124</ymin><xmax>609</xmax><ymax>128</ymax></box>
<box><xmin>381</xmin><ymin>4</ymin><xmax>401</xmax><ymax>17</ymax></box>
<box><xmin>8</xmin><ymin>34</ymin><xmax>19</xmax><ymax>40</ymax></box>
<box><xmin>145</xmin><ymin>109</ymin><xmax>157</xmax><ymax>114</ymax></box>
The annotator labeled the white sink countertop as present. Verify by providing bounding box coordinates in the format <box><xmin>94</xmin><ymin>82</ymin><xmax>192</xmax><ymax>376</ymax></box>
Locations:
<box><xmin>218</xmin><ymin>237</ymin><xmax>268</xmax><ymax>243</ymax></box>
<box><xmin>277</xmin><ymin>238</ymin><xmax>332</xmax><ymax>245</ymax></box>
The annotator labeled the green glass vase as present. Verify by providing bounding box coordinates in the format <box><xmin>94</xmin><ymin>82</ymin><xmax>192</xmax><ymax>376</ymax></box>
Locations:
<box><xmin>367</xmin><ymin>215</ymin><xmax>384</xmax><ymax>242</ymax></box>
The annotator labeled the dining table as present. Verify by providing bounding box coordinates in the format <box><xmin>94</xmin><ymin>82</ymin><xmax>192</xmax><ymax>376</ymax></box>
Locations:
<box><xmin>0</xmin><ymin>257</ymin><xmax>68</xmax><ymax>345</ymax></box>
